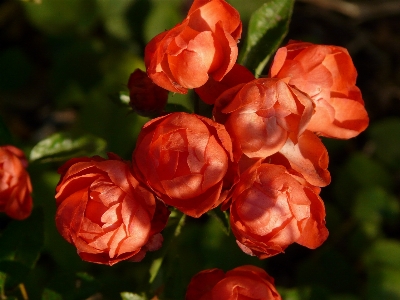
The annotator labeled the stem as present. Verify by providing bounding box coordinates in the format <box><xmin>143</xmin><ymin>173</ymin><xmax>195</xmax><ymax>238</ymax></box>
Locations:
<box><xmin>19</xmin><ymin>283</ymin><xmax>28</xmax><ymax>300</ymax></box>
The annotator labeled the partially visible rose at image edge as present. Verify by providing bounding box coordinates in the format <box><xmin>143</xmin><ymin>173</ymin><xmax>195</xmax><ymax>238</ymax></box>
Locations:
<box><xmin>185</xmin><ymin>265</ymin><xmax>282</xmax><ymax>300</ymax></box>
<box><xmin>0</xmin><ymin>145</ymin><xmax>33</xmax><ymax>220</ymax></box>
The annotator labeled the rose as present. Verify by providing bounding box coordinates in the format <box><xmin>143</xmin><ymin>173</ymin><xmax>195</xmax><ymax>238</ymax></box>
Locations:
<box><xmin>0</xmin><ymin>145</ymin><xmax>32</xmax><ymax>220</ymax></box>
<box><xmin>229</xmin><ymin>161</ymin><xmax>328</xmax><ymax>259</ymax></box>
<box><xmin>195</xmin><ymin>63</ymin><xmax>255</xmax><ymax>105</ymax></box>
<box><xmin>213</xmin><ymin>78</ymin><xmax>314</xmax><ymax>161</ymax></box>
<box><xmin>269</xmin><ymin>40</ymin><xmax>369</xmax><ymax>139</ymax></box>
<box><xmin>185</xmin><ymin>265</ymin><xmax>281</xmax><ymax>300</ymax></box>
<box><xmin>145</xmin><ymin>0</ymin><xmax>242</xmax><ymax>94</ymax></box>
<box><xmin>55</xmin><ymin>153</ymin><xmax>170</xmax><ymax>265</ymax></box>
<box><xmin>132</xmin><ymin>112</ymin><xmax>236</xmax><ymax>218</ymax></box>
<box><xmin>127</xmin><ymin>68</ymin><xmax>169</xmax><ymax>117</ymax></box>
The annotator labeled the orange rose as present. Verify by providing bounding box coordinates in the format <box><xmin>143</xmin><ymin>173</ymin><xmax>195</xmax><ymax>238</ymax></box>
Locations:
<box><xmin>270</xmin><ymin>40</ymin><xmax>369</xmax><ymax>139</ymax></box>
<box><xmin>0</xmin><ymin>145</ymin><xmax>32</xmax><ymax>220</ymax></box>
<box><xmin>185</xmin><ymin>265</ymin><xmax>281</xmax><ymax>300</ymax></box>
<box><xmin>132</xmin><ymin>112</ymin><xmax>236</xmax><ymax>218</ymax></box>
<box><xmin>230</xmin><ymin>162</ymin><xmax>328</xmax><ymax>259</ymax></box>
<box><xmin>213</xmin><ymin>78</ymin><xmax>314</xmax><ymax>160</ymax></box>
<box><xmin>55</xmin><ymin>153</ymin><xmax>170</xmax><ymax>265</ymax></box>
<box><xmin>127</xmin><ymin>68</ymin><xmax>169</xmax><ymax>117</ymax></box>
<box><xmin>145</xmin><ymin>0</ymin><xmax>242</xmax><ymax>94</ymax></box>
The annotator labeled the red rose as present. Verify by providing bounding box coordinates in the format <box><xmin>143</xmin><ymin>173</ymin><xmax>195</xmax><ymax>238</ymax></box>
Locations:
<box><xmin>55</xmin><ymin>153</ymin><xmax>170</xmax><ymax>265</ymax></box>
<box><xmin>127</xmin><ymin>68</ymin><xmax>169</xmax><ymax>117</ymax></box>
<box><xmin>0</xmin><ymin>145</ymin><xmax>32</xmax><ymax>220</ymax></box>
<box><xmin>270</xmin><ymin>40</ymin><xmax>369</xmax><ymax>139</ymax></box>
<box><xmin>185</xmin><ymin>265</ymin><xmax>281</xmax><ymax>300</ymax></box>
<box><xmin>132</xmin><ymin>112</ymin><xmax>236</xmax><ymax>218</ymax></box>
<box><xmin>213</xmin><ymin>78</ymin><xmax>314</xmax><ymax>160</ymax></box>
<box><xmin>195</xmin><ymin>63</ymin><xmax>255</xmax><ymax>105</ymax></box>
<box><xmin>230</xmin><ymin>162</ymin><xmax>328</xmax><ymax>259</ymax></box>
<box><xmin>145</xmin><ymin>0</ymin><xmax>242</xmax><ymax>94</ymax></box>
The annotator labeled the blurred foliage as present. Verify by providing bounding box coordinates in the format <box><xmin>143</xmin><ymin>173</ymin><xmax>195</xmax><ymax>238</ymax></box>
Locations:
<box><xmin>0</xmin><ymin>0</ymin><xmax>399</xmax><ymax>299</ymax></box>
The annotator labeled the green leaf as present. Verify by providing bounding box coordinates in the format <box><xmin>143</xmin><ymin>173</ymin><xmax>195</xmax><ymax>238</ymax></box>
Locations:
<box><xmin>0</xmin><ymin>208</ymin><xmax>44</xmax><ymax>285</ymax></box>
<box><xmin>120</xmin><ymin>292</ymin><xmax>147</xmax><ymax>300</ymax></box>
<box><xmin>0</xmin><ymin>272</ymin><xmax>6</xmax><ymax>299</ymax></box>
<box><xmin>368</xmin><ymin>117</ymin><xmax>400</xmax><ymax>169</ymax></box>
<box><xmin>353</xmin><ymin>187</ymin><xmax>399</xmax><ymax>238</ymax></box>
<box><xmin>148</xmin><ymin>211</ymin><xmax>186</xmax><ymax>284</ymax></box>
<box><xmin>364</xmin><ymin>239</ymin><xmax>400</xmax><ymax>270</ymax></box>
<box><xmin>149</xmin><ymin>257</ymin><xmax>163</xmax><ymax>284</ymax></box>
<box><xmin>42</xmin><ymin>289</ymin><xmax>63</xmax><ymax>300</ymax></box>
<box><xmin>29</xmin><ymin>132</ymin><xmax>107</xmax><ymax>163</ymax></box>
<box><xmin>239</xmin><ymin>0</ymin><xmax>295</xmax><ymax>76</ymax></box>
<box><xmin>366</xmin><ymin>268</ymin><xmax>400</xmax><ymax>300</ymax></box>
<box><xmin>208</xmin><ymin>209</ymin><xmax>230</xmax><ymax>235</ymax></box>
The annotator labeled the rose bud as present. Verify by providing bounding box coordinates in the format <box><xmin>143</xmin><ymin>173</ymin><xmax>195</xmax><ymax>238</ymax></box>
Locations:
<box><xmin>269</xmin><ymin>40</ymin><xmax>369</xmax><ymax>139</ymax></box>
<box><xmin>145</xmin><ymin>0</ymin><xmax>242</xmax><ymax>94</ymax></box>
<box><xmin>55</xmin><ymin>153</ymin><xmax>170</xmax><ymax>266</ymax></box>
<box><xmin>213</xmin><ymin>78</ymin><xmax>314</xmax><ymax>161</ymax></box>
<box><xmin>185</xmin><ymin>265</ymin><xmax>281</xmax><ymax>300</ymax></box>
<box><xmin>127</xmin><ymin>68</ymin><xmax>169</xmax><ymax>117</ymax></box>
<box><xmin>269</xmin><ymin>130</ymin><xmax>331</xmax><ymax>188</ymax></box>
<box><xmin>132</xmin><ymin>112</ymin><xmax>237</xmax><ymax>218</ymax></box>
<box><xmin>0</xmin><ymin>145</ymin><xmax>33</xmax><ymax>220</ymax></box>
<box><xmin>229</xmin><ymin>161</ymin><xmax>328</xmax><ymax>259</ymax></box>
<box><xmin>195</xmin><ymin>63</ymin><xmax>255</xmax><ymax>105</ymax></box>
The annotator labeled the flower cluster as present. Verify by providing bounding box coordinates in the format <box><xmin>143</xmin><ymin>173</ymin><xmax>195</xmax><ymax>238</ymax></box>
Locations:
<box><xmin>53</xmin><ymin>0</ymin><xmax>369</xmax><ymax>297</ymax></box>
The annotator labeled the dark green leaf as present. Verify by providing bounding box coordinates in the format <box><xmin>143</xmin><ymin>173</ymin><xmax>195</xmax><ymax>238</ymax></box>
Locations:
<box><xmin>149</xmin><ymin>211</ymin><xmax>186</xmax><ymax>284</ymax></box>
<box><xmin>208</xmin><ymin>209</ymin><xmax>230</xmax><ymax>235</ymax></box>
<box><xmin>239</xmin><ymin>0</ymin><xmax>295</xmax><ymax>76</ymax></box>
<box><xmin>0</xmin><ymin>272</ymin><xmax>5</xmax><ymax>299</ymax></box>
<box><xmin>368</xmin><ymin>117</ymin><xmax>400</xmax><ymax>169</ymax></box>
<box><xmin>42</xmin><ymin>288</ymin><xmax>63</xmax><ymax>300</ymax></box>
<box><xmin>353</xmin><ymin>187</ymin><xmax>399</xmax><ymax>238</ymax></box>
<box><xmin>0</xmin><ymin>208</ymin><xmax>44</xmax><ymax>285</ymax></box>
<box><xmin>29</xmin><ymin>132</ymin><xmax>106</xmax><ymax>163</ymax></box>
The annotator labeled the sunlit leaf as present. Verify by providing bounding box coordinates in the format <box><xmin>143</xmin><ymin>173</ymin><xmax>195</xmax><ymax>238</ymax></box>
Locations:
<box><xmin>120</xmin><ymin>292</ymin><xmax>147</xmax><ymax>300</ymax></box>
<box><xmin>29</xmin><ymin>132</ymin><xmax>106</xmax><ymax>163</ymax></box>
<box><xmin>239</xmin><ymin>0</ymin><xmax>295</xmax><ymax>76</ymax></box>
